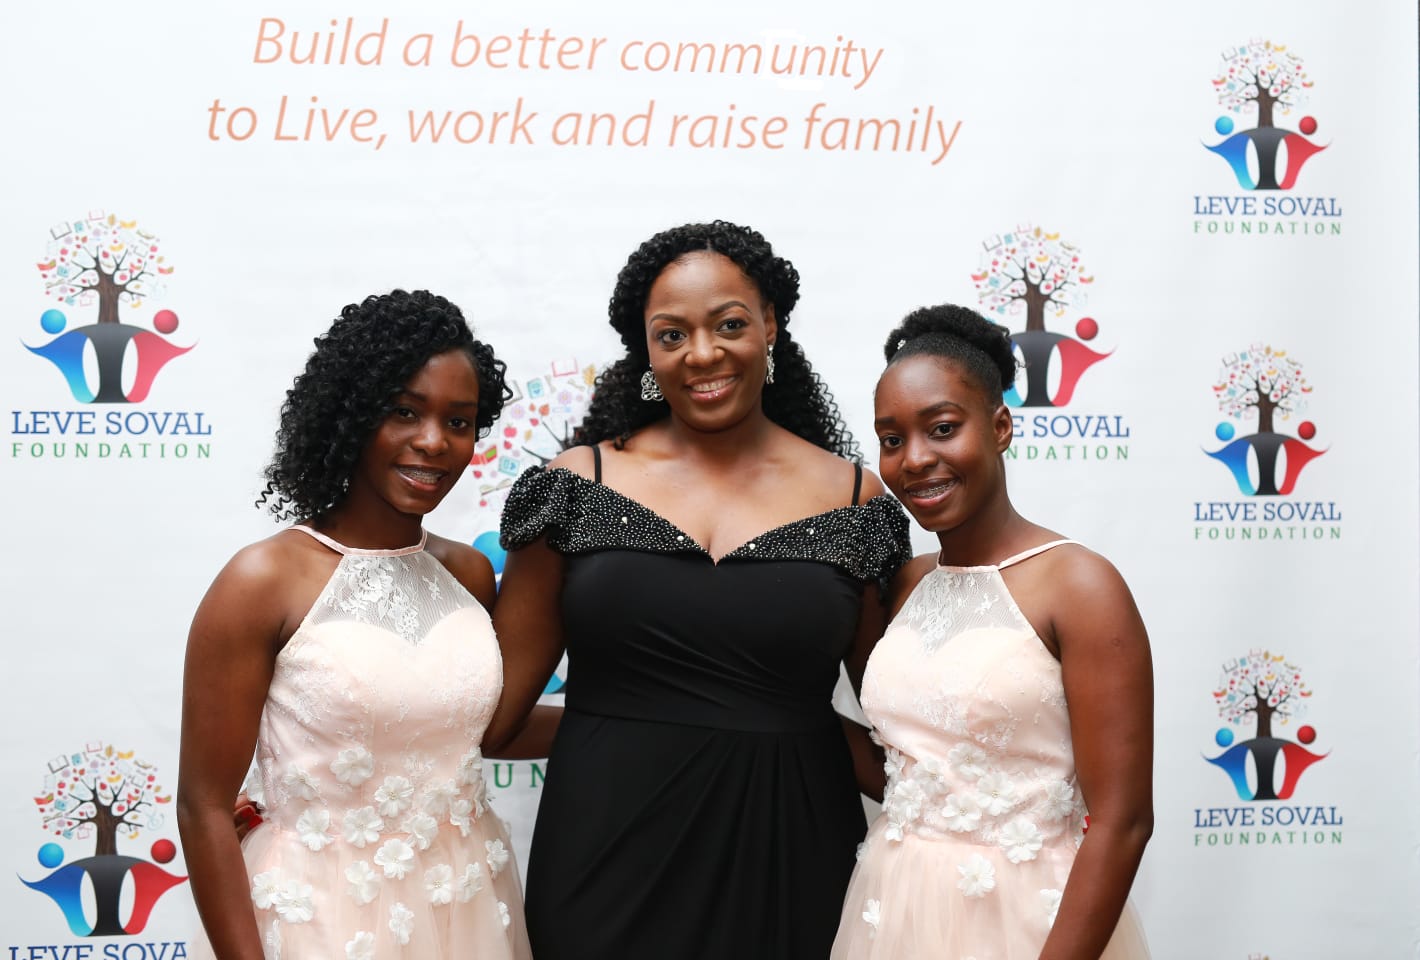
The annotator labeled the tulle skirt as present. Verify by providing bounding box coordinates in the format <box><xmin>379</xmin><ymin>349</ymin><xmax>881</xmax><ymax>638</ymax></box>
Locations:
<box><xmin>190</xmin><ymin>812</ymin><xmax>531</xmax><ymax>959</ymax></box>
<box><xmin>831</xmin><ymin>819</ymin><xmax>1150</xmax><ymax>960</ymax></box>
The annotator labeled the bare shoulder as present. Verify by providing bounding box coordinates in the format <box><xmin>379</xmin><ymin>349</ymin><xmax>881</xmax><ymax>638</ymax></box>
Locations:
<box><xmin>1036</xmin><ymin>541</ymin><xmax>1133</xmax><ymax>601</ymax></box>
<box><xmin>216</xmin><ymin>529</ymin><xmax>321</xmax><ymax>595</ymax></box>
<box><xmin>546</xmin><ymin>443</ymin><xmax>598</xmax><ymax>480</ymax></box>
<box><xmin>425</xmin><ymin>532</ymin><xmax>497</xmax><ymax>609</ymax></box>
<box><xmin>774</xmin><ymin>432</ymin><xmax>880</xmax><ymax>506</ymax></box>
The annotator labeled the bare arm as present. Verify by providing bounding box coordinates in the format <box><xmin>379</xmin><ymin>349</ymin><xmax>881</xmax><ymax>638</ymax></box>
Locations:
<box><xmin>1038</xmin><ymin>554</ymin><xmax>1154</xmax><ymax>960</ymax></box>
<box><xmin>176</xmin><ymin>545</ymin><xmax>290</xmax><ymax>960</ymax></box>
<box><xmin>483</xmin><ymin>536</ymin><xmax>567</xmax><ymax>754</ymax></box>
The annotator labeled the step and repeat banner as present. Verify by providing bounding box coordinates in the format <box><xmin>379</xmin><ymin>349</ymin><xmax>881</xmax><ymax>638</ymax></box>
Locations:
<box><xmin>3</xmin><ymin>2</ymin><xmax>1416</xmax><ymax>957</ymax></box>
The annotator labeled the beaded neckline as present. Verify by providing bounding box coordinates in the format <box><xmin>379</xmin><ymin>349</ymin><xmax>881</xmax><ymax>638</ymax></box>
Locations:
<box><xmin>543</xmin><ymin>465</ymin><xmax>896</xmax><ymax>565</ymax></box>
<box><xmin>291</xmin><ymin>524</ymin><xmax>428</xmax><ymax>557</ymax></box>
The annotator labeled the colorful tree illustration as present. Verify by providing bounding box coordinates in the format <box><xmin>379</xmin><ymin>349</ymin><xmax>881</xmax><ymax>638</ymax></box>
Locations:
<box><xmin>972</xmin><ymin>226</ymin><xmax>1092</xmax><ymax>334</ymax></box>
<box><xmin>1213</xmin><ymin>344</ymin><xmax>1310</xmax><ymax>435</ymax></box>
<box><xmin>37</xmin><ymin>213</ymin><xmax>172</xmax><ymax>324</ymax></box>
<box><xmin>1212</xmin><ymin>40</ymin><xmax>1311</xmax><ymax>130</ymax></box>
<box><xmin>472</xmin><ymin>360</ymin><xmax>597</xmax><ymax>509</ymax></box>
<box><xmin>1213</xmin><ymin>650</ymin><xmax>1311</xmax><ymax>740</ymax></box>
<box><xmin>34</xmin><ymin>743</ymin><xmax>171</xmax><ymax>857</ymax></box>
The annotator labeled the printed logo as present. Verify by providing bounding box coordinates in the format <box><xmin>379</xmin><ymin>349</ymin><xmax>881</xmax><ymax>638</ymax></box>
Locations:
<box><xmin>1193</xmin><ymin>651</ymin><xmax>1342</xmax><ymax>848</ymax></box>
<box><xmin>1192</xmin><ymin>41</ymin><xmax>1341</xmax><ymax>236</ymax></box>
<box><xmin>13</xmin><ymin>211</ymin><xmax>212</xmax><ymax>460</ymax></box>
<box><xmin>19</xmin><ymin>743</ymin><xmax>188</xmax><ymax>941</ymax></box>
<box><xmin>29</xmin><ymin>213</ymin><xmax>190</xmax><ymax>403</ymax></box>
<box><xmin>1193</xmin><ymin>343</ymin><xmax>1340</xmax><ymax>541</ymax></box>
<box><xmin>974</xmin><ymin>225</ymin><xmax>1129</xmax><ymax>462</ymax></box>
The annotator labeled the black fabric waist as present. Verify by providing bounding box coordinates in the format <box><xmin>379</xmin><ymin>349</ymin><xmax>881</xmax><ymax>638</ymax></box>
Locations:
<box><xmin>563</xmin><ymin>690</ymin><xmax>842</xmax><ymax>734</ymax></box>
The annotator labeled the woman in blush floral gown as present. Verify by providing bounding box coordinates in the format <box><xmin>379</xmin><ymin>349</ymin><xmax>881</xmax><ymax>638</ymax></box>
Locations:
<box><xmin>832</xmin><ymin>305</ymin><xmax>1152</xmax><ymax>960</ymax></box>
<box><xmin>178</xmin><ymin>291</ymin><xmax>532</xmax><ymax>959</ymax></box>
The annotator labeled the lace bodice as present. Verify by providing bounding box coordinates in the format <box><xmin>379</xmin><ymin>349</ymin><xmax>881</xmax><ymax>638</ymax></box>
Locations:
<box><xmin>245</xmin><ymin>526</ymin><xmax>502</xmax><ymax>864</ymax></box>
<box><xmin>861</xmin><ymin>543</ymin><xmax>1086</xmax><ymax>853</ymax></box>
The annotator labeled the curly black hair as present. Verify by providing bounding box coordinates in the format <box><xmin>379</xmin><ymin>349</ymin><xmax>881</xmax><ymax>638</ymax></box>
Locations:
<box><xmin>259</xmin><ymin>289</ymin><xmax>510</xmax><ymax>521</ymax></box>
<box><xmin>882</xmin><ymin>304</ymin><xmax>1018</xmax><ymax>405</ymax></box>
<box><xmin>572</xmin><ymin>220</ymin><xmax>860</xmax><ymax>459</ymax></box>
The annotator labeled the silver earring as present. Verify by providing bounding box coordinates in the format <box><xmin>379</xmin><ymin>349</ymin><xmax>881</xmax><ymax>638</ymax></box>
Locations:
<box><xmin>640</xmin><ymin>368</ymin><xmax>664</xmax><ymax>402</ymax></box>
<box><xmin>765</xmin><ymin>347</ymin><xmax>776</xmax><ymax>385</ymax></box>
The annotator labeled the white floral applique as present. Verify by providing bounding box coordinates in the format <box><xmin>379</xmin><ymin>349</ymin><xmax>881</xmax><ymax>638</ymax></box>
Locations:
<box><xmin>956</xmin><ymin>854</ymin><xmax>997</xmax><ymax>898</ymax></box>
<box><xmin>281</xmin><ymin>765</ymin><xmax>320</xmax><ymax>801</ymax></box>
<box><xmin>975</xmin><ymin>771</ymin><xmax>1018</xmax><ymax>816</ymax></box>
<box><xmin>345</xmin><ymin>931</ymin><xmax>375</xmax><ymax>960</ymax></box>
<box><xmin>296</xmin><ymin>807</ymin><xmax>334</xmax><ymax>851</ymax></box>
<box><xmin>485</xmin><ymin>839</ymin><xmax>510</xmax><ymax>876</ymax></box>
<box><xmin>942</xmin><ymin>792</ymin><xmax>983</xmax><ymax>833</ymax></box>
<box><xmin>425</xmin><ymin>864</ymin><xmax>454</xmax><ymax>905</ymax></box>
<box><xmin>498</xmin><ymin>901</ymin><xmax>512</xmax><ymax>931</ymax></box>
<box><xmin>404</xmin><ymin>812</ymin><xmax>439</xmax><ymax>850</ymax></box>
<box><xmin>456</xmin><ymin>862</ymin><xmax>485</xmax><ymax>902</ymax></box>
<box><xmin>342</xmin><ymin>806</ymin><xmax>384</xmax><ymax>847</ymax></box>
<box><xmin>345</xmin><ymin>860</ymin><xmax>381</xmax><ymax>905</ymax></box>
<box><xmin>862</xmin><ymin>899</ymin><xmax>882</xmax><ymax>938</ymax></box>
<box><xmin>375</xmin><ymin>775</ymin><xmax>415</xmax><ymax>817</ymax></box>
<box><xmin>1040</xmin><ymin>780</ymin><xmax>1075</xmax><ymax>820</ymax></box>
<box><xmin>999</xmin><ymin>817</ymin><xmax>1044</xmax><ymax>863</ymax></box>
<box><xmin>388</xmin><ymin>901</ymin><xmax>415</xmax><ymax>945</ymax></box>
<box><xmin>272</xmin><ymin>879</ymin><xmax>315</xmax><ymax>923</ymax></box>
<box><xmin>374</xmin><ymin>838</ymin><xmax>415</xmax><ymax>879</ymax></box>
<box><xmin>251</xmin><ymin>870</ymin><xmax>283</xmax><ymax>910</ymax></box>
<box><xmin>422</xmin><ymin>778</ymin><xmax>459</xmax><ymax>817</ymax></box>
<box><xmin>947</xmin><ymin>743</ymin><xmax>989</xmax><ymax>780</ymax></box>
<box><xmin>1041</xmin><ymin>888</ymin><xmax>1063</xmax><ymax>926</ymax></box>
<box><xmin>331</xmin><ymin>746</ymin><xmax>375</xmax><ymax>787</ymax></box>
<box><xmin>449</xmin><ymin>795</ymin><xmax>477</xmax><ymax>837</ymax></box>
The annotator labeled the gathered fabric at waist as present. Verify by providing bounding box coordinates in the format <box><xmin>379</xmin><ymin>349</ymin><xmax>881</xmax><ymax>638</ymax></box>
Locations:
<box><xmin>564</xmin><ymin>687</ymin><xmax>842</xmax><ymax>734</ymax></box>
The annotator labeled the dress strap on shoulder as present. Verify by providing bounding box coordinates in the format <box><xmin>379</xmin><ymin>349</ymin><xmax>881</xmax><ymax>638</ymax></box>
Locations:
<box><xmin>591</xmin><ymin>443</ymin><xmax>603</xmax><ymax>483</ymax></box>
<box><xmin>996</xmin><ymin>538</ymin><xmax>1078</xmax><ymax>569</ymax></box>
<box><xmin>290</xmin><ymin>524</ymin><xmax>427</xmax><ymax>557</ymax></box>
<box><xmin>851</xmin><ymin>462</ymin><xmax>863</xmax><ymax>506</ymax></box>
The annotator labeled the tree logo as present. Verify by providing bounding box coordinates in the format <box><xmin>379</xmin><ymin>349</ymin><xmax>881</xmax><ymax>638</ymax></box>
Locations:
<box><xmin>1207</xmin><ymin>651</ymin><xmax>1326</xmax><ymax>801</ymax></box>
<box><xmin>973</xmin><ymin>226</ymin><xmax>1111</xmax><ymax>408</ymax></box>
<box><xmin>27</xmin><ymin>212</ymin><xmax>192</xmax><ymax>403</ymax></box>
<box><xmin>21</xmin><ymin>743</ymin><xmax>187</xmax><ymax>936</ymax></box>
<box><xmin>1205</xmin><ymin>40</ymin><xmax>1326</xmax><ymax>190</ymax></box>
<box><xmin>1206</xmin><ymin>343</ymin><xmax>1325</xmax><ymax>495</ymax></box>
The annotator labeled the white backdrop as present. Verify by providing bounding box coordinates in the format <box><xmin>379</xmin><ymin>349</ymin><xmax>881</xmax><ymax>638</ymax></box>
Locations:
<box><xmin>3</xmin><ymin>3</ymin><xmax>1417</xmax><ymax>957</ymax></box>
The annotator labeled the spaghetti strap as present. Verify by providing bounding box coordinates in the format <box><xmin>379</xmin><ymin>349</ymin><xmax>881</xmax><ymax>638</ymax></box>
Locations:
<box><xmin>290</xmin><ymin>524</ymin><xmax>427</xmax><ymax>557</ymax></box>
<box><xmin>591</xmin><ymin>443</ymin><xmax>603</xmax><ymax>483</ymax></box>
<box><xmin>996</xmin><ymin>538</ymin><xmax>1078</xmax><ymax>569</ymax></box>
<box><xmin>851</xmin><ymin>462</ymin><xmax>863</xmax><ymax>506</ymax></box>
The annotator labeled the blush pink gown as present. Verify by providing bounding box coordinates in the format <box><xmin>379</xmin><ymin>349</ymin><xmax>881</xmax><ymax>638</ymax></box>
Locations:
<box><xmin>193</xmin><ymin>526</ymin><xmax>531</xmax><ymax>959</ymax></box>
<box><xmin>832</xmin><ymin>540</ymin><xmax>1150</xmax><ymax>960</ymax></box>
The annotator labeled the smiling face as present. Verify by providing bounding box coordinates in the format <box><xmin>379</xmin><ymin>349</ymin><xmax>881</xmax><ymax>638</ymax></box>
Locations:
<box><xmin>644</xmin><ymin>251</ymin><xmax>777</xmax><ymax>433</ymax></box>
<box><xmin>344</xmin><ymin>349</ymin><xmax>482</xmax><ymax>522</ymax></box>
<box><xmin>874</xmin><ymin>354</ymin><xmax>1013</xmax><ymax>536</ymax></box>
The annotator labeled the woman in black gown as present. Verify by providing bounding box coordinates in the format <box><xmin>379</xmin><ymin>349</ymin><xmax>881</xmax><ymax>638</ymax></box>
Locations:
<box><xmin>484</xmin><ymin>221</ymin><xmax>911</xmax><ymax>959</ymax></box>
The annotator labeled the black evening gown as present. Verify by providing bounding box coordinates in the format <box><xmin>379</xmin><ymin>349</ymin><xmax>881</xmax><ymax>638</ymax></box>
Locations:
<box><xmin>500</xmin><ymin>457</ymin><xmax>910</xmax><ymax>960</ymax></box>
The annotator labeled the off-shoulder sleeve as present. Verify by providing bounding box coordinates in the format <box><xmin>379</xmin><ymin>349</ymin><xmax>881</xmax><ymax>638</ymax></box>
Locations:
<box><xmin>499</xmin><ymin>466</ymin><xmax>584</xmax><ymax>552</ymax></box>
<box><xmin>857</xmin><ymin>495</ymin><xmax>913</xmax><ymax>593</ymax></box>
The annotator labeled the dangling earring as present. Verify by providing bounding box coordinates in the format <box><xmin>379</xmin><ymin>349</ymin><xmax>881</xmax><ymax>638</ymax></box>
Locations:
<box><xmin>640</xmin><ymin>367</ymin><xmax>664</xmax><ymax>402</ymax></box>
<box><xmin>764</xmin><ymin>346</ymin><xmax>776</xmax><ymax>385</ymax></box>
